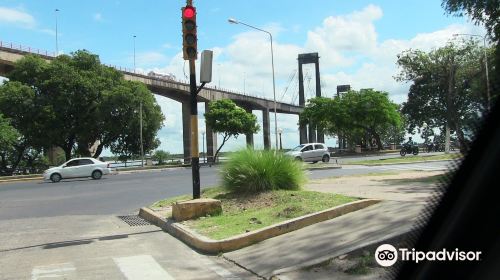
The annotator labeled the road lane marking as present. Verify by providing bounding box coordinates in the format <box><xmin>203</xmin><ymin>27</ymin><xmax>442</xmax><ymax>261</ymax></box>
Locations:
<box><xmin>113</xmin><ymin>255</ymin><xmax>175</xmax><ymax>280</ymax></box>
<box><xmin>31</xmin><ymin>262</ymin><xmax>76</xmax><ymax>280</ymax></box>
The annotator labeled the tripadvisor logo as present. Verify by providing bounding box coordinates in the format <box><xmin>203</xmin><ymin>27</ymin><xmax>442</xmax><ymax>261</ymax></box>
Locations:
<box><xmin>375</xmin><ymin>244</ymin><xmax>398</xmax><ymax>267</ymax></box>
<box><xmin>374</xmin><ymin>244</ymin><xmax>482</xmax><ymax>266</ymax></box>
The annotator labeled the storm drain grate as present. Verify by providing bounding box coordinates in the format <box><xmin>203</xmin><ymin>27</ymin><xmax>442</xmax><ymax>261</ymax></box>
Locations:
<box><xmin>117</xmin><ymin>215</ymin><xmax>152</xmax><ymax>226</ymax></box>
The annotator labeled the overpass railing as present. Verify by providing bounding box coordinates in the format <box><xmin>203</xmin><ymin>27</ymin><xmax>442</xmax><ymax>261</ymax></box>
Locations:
<box><xmin>0</xmin><ymin>40</ymin><xmax>299</xmax><ymax>106</ymax></box>
<box><xmin>0</xmin><ymin>40</ymin><xmax>56</xmax><ymax>57</ymax></box>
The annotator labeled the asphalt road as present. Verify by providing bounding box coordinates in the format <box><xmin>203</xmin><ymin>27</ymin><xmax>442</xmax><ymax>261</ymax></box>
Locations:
<box><xmin>0</xmin><ymin>160</ymin><xmax>454</xmax><ymax>220</ymax></box>
<box><xmin>0</xmin><ymin>160</ymin><xmax>454</xmax><ymax>279</ymax></box>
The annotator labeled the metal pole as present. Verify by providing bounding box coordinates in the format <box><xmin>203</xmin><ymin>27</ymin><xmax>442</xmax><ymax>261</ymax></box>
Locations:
<box><xmin>140</xmin><ymin>101</ymin><xmax>144</xmax><ymax>167</ymax></box>
<box><xmin>189</xmin><ymin>59</ymin><xmax>200</xmax><ymax>199</ymax></box>
<box><xmin>270</xmin><ymin>33</ymin><xmax>278</xmax><ymax>150</ymax></box>
<box><xmin>202</xmin><ymin>132</ymin><xmax>205</xmax><ymax>164</ymax></box>
<box><xmin>133</xmin><ymin>35</ymin><xmax>136</xmax><ymax>73</ymax></box>
<box><xmin>228</xmin><ymin>19</ymin><xmax>278</xmax><ymax>150</ymax></box>
<box><xmin>483</xmin><ymin>36</ymin><xmax>491</xmax><ymax>110</ymax></box>
<box><xmin>55</xmin><ymin>9</ymin><xmax>59</xmax><ymax>56</ymax></box>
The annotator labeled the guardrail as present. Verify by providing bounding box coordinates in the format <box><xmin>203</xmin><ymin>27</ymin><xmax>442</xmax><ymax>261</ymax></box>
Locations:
<box><xmin>0</xmin><ymin>39</ymin><xmax>299</xmax><ymax>106</ymax></box>
<box><xmin>0</xmin><ymin>40</ymin><xmax>56</xmax><ymax>57</ymax></box>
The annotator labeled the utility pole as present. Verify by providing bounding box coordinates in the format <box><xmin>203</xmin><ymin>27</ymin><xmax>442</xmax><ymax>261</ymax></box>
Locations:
<box><xmin>55</xmin><ymin>9</ymin><xmax>59</xmax><ymax>56</ymax></box>
<box><xmin>140</xmin><ymin>101</ymin><xmax>144</xmax><ymax>167</ymax></box>
<box><xmin>445</xmin><ymin>56</ymin><xmax>455</xmax><ymax>154</ymax></box>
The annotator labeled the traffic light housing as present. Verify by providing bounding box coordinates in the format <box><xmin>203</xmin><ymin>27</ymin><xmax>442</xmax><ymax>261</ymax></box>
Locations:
<box><xmin>182</xmin><ymin>5</ymin><xmax>197</xmax><ymax>60</ymax></box>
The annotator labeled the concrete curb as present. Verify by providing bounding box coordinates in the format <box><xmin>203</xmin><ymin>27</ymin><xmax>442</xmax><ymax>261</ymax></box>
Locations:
<box><xmin>271</xmin><ymin>227</ymin><xmax>416</xmax><ymax>277</ymax></box>
<box><xmin>139</xmin><ymin>199</ymin><xmax>381</xmax><ymax>254</ymax></box>
<box><xmin>0</xmin><ymin>176</ymin><xmax>43</xmax><ymax>184</ymax></box>
<box><xmin>307</xmin><ymin>165</ymin><xmax>342</xmax><ymax>171</ymax></box>
<box><xmin>343</xmin><ymin>159</ymin><xmax>458</xmax><ymax>166</ymax></box>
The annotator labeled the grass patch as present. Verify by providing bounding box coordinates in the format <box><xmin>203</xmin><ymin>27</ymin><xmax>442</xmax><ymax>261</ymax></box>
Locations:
<box><xmin>346</xmin><ymin>153</ymin><xmax>462</xmax><ymax>165</ymax></box>
<box><xmin>156</xmin><ymin>187</ymin><xmax>357</xmax><ymax>240</ymax></box>
<box><xmin>345</xmin><ymin>254</ymin><xmax>376</xmax><ymax>275</ymax></box>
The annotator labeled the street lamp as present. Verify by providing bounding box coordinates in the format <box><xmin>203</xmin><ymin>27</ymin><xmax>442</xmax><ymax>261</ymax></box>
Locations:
<box><xmin>55</xmin><ymin>9</ymin><xmax>59</xmax><ymax>56</ymax></box>
<box><xmin>453</xmin><ymin>33</ymin><xmax>491</xmax><ymax>110</ymax></box>
<box><xmin>278</xmin><ymin>128</ymin><xmax>283</xmax><ymax>150</ymax></box>
<box><xmin>218</xmin><ymin>63</ymin><xmax>222</xmax><ymax>88</ymax></box>
<box><xmin>140</xmin><ymin>101</ymin><xmax>144</xmax><ymax>167</ymax></box>
<box><xmin>201</xmin><ymin>129</ymin><xmax>206</xmax><ymax>164</ymax></box>
<box><xmin>133</xmin><ymin>35</ymin><xmax>137</xmax><ymax>73</ymax></box>
<box><xmin>228</xmin><ymin>18</ymin><xmax>278</xmax><ymax>150</ymax></box>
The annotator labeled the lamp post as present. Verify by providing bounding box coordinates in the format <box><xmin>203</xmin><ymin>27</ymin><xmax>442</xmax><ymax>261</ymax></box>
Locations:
<box><xmin>218</xmin><ymin>63</ymin><xmax>221</xmax><ymax>88</ymax></box>
<box><xmin>453</xmin><ymin>33</ymin><xmax>491</xmax><ymax>110</ymax></box>
<box><xmin>278</xmin><ymin>128</ymin><xmax>283</xmax><ymax>150</ymax></box>
<box><xmin>201</xmin><ymin>130</ymin><xmax>206</xmax><ymax>164</ymax></box>
<box><xmin>55</xmin><ymin>9</ymin><xmax>59</xmax><ymax>56</ymax></box>
<box><xmin>133</xmin><ymin>35</ymin><xmax>137</xmax><ymax>73</ymax></box>
<box><xmin>228</xmin><ymin>18</ymin><xmax>278</xmax><ymax>150</ymax></box>
<box><xmin>140</xmin><ymin>101</ymin><xmax>144</xmax><ymax>167</ymax></box>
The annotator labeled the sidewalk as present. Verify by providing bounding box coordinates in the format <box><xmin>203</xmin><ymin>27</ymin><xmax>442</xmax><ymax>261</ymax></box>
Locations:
<box><xmin>223</xmin><ymin>171</ymin><xmax>443</xmax><ymax>279</ymax></box>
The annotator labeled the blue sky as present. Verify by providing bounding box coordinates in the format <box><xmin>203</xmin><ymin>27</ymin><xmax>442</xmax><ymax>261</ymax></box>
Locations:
<box><xmin>0</xmin><ymin>1</ymin><xmax>485</xmax><ymax>154</ymax></box>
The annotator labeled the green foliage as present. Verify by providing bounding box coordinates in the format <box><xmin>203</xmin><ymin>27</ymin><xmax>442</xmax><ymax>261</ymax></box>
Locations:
<box><xmin>1</xmin><ymin>51</ymin><xmax>164</xmax><ymax>161</ymax></box>
<box><xmin>300</xmin><ymin>89</ymin><xmax>401</xmax><ymax>149</ymax></box>
<box><xmin>396</xmin><ymin>40</ymin><xmax>491</xmax><ymax>151</ymax></box>
<box><xmin>442</xmin><ymin>0</ymin><xmax>500</xmax><ymax>42</ymax></box>
<box><xmin>0</xmin><ymin>114</ymin><xmax>19</xmax><ymax>152</ymax></box>
<box><xmin>204</xmin><ymin>99</ymin><xmax>259</xmax><ymax>162</ymax></box>
<box><xmin>221</xmin><ymin>149</ymin><xmax>306</xmax><ymax>193</ymax></box>
<box><xmin>152</xmin><ymin>150</ymin><xmax>170</xmax><ymax>165</ymax></box>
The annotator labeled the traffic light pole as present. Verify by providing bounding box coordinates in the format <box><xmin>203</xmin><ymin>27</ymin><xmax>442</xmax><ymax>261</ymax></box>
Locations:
<box><xmin>189</xmin><ymin>59</ymin><xmax>200</xmax><ymax>199</ymax></box>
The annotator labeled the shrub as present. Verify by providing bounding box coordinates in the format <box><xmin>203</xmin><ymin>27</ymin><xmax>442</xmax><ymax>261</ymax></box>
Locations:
<box><xmin>221</xmin><ymin>149</ymin><xmax>306</xmax><ymax>193</ymax></box>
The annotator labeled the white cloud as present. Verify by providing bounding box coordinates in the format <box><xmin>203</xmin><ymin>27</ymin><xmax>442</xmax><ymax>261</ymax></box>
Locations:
<box><xmin>93</xmin><ymin>13</ymin><xmax>103</xmax><ymax>22</ymax></box>
<box><xmin>0</xmin><ymin>7</ymin><xmax>35</xmax><ymax>28</ymax></box>
<box><xmin>142</xmin><ymin>5</ymin><xmax>485</xmax><ymax>153</ymax></box>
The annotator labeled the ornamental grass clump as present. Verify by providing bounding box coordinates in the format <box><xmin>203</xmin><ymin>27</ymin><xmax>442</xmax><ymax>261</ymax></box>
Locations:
<box><xmin>221</xmin><ymin>149</ymin><xmax>306</xmax><ymax>193</ymax></box>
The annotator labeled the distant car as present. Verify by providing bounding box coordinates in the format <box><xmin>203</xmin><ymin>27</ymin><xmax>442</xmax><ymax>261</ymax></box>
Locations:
<box><xmin>43</xmin><ymin>158</ymin><xmax>112</xmax><ymax>183</ymax></box>
<box><xmin>285</xmin><ymin>143</ymin><xmax>330</xmax><ymax>163</ymax></box>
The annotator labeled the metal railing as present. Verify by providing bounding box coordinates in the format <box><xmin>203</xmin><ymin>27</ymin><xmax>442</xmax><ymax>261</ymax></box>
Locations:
<box><xmin>0</xmin><ymin>39</ymin><xmax>299</xmax><ymax>107</ymax></box>
<box><xmin>0</xmin><ymin>40</ymin><xmax>56</xmax><ymax>57</ymax></box>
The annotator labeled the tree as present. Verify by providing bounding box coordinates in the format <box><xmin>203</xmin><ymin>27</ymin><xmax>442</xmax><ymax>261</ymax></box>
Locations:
<box><xmin>152</xmin><ymin>150</ymin><xmax>170</xmax><ymax>165</ymax></box>
<box><xmin>300</xmin><ymin>89</ymin><xmax>401</xmax><ymax>150</ymax></box>
<box><xmin>396</xmin><ymin>40</ymin><xmax>489</xmax><ymax>152</ymax></box>
<box><xmin>442</xmin><ymin>0</ymin><xmax>500</xmax><ymax>99</ymax></box>
<box><xmin>103</xmin><ymin>81</ymin><xmax>163</xmax><ymax>159</ymax></box>
<box><xmin>442</xmin><ymin>0</ymin><xmax>500</xmax><ymax>43</ymax></box>
<box><xmin>4</xmin><ymin>51</ymin><xmax>164</xmax><ymax>161</ymax></box>
<box><xmin>204</xmin><ymin>99</ymin><xmax>259</xmax><ymax>162</ymax></box>
<box><xmin>0</xmin><ymin>114</ymin><xmax>20</xmax><ymax>175</ymax></box>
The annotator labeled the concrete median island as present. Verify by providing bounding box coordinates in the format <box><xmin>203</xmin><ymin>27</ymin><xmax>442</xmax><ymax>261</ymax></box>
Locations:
<box><xmin>140</xmin><ymin>186</ymin><xmax>381</xmax><ymax>254</ymax></box>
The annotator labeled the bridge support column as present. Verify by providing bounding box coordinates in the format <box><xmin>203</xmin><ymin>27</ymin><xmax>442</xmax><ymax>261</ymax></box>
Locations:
<box><xmin>308</xmin><ymin>123</ymin><xmax>317</xmax><ymax>143</ymax></box>
<box><xmin>244</xmin><ymin>108</ymin><xmax>254</xmax><ymax>148</ymax></box>
<box><xmin>182</xmin><ymin>102</ymin><xmax>191</xmax><ymax>164</ymax></box>
<box><xmin>263</xmin><ymin>108</ymin><xmax>271</xmax><ymax>150</ymax></box>
<box><xmin>300</xmin><ymin>122</ymin><xmax>308</xmax><ymax>144</ymax></box>
<box><xmin>205</xmin><ymin>103</ymin><xmax>217</xmax><ymax>163</ymax></box>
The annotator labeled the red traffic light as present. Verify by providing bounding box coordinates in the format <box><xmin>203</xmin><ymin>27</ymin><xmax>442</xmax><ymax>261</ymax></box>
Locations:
<box><xmin>183</xmin><ymin>6</ymin><xmax>195</xmax><ymax>19</ymax></box>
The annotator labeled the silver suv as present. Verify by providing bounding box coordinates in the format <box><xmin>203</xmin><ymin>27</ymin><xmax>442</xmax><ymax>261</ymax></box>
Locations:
<box><xmin>286</xmin><ymin>143</ymin><xmax>330</xmax><ymax>163</ymax></box>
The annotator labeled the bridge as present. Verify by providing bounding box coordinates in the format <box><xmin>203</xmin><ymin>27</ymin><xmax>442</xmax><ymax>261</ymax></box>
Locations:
<box><xmin>0</xmin><ymin>42</ymin><xmax>303</xmax><ymax>161</ymax></box>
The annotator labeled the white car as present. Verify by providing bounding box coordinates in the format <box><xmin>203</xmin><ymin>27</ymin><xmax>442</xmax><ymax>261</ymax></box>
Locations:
<box><xmin>286</xmin><ymin>143</ymin><xmax>330</xmax><ymax>163</ymax></box>
<box><xmin>43</xmin><ymin>157</ymin><xmax>112</xmax><ymax>183</ymax></box>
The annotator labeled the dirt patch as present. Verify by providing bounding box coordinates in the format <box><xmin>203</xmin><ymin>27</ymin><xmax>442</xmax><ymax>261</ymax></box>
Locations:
<box><xmin>214</xmin><ymin>191</ymin><xmax>279</xmax><ymax>213</ymax></box>
<box><xmin>308</xmin><ymin>171</ymin><xmax>446</xmax><ymax>202</ymax></box>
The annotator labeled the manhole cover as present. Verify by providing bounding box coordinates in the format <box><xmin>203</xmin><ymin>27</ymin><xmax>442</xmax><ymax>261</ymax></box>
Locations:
<box><xmin>117</xmin><ymin>215</ymin><xmax>152</xmax><ymax>226</ymax></box>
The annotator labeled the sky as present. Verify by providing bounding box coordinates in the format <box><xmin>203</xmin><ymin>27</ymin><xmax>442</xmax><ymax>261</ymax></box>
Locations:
<box><xmin>0</xmin><ymin>0</ymin><xmax>486</xmax><ymax>155</ymax></box>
